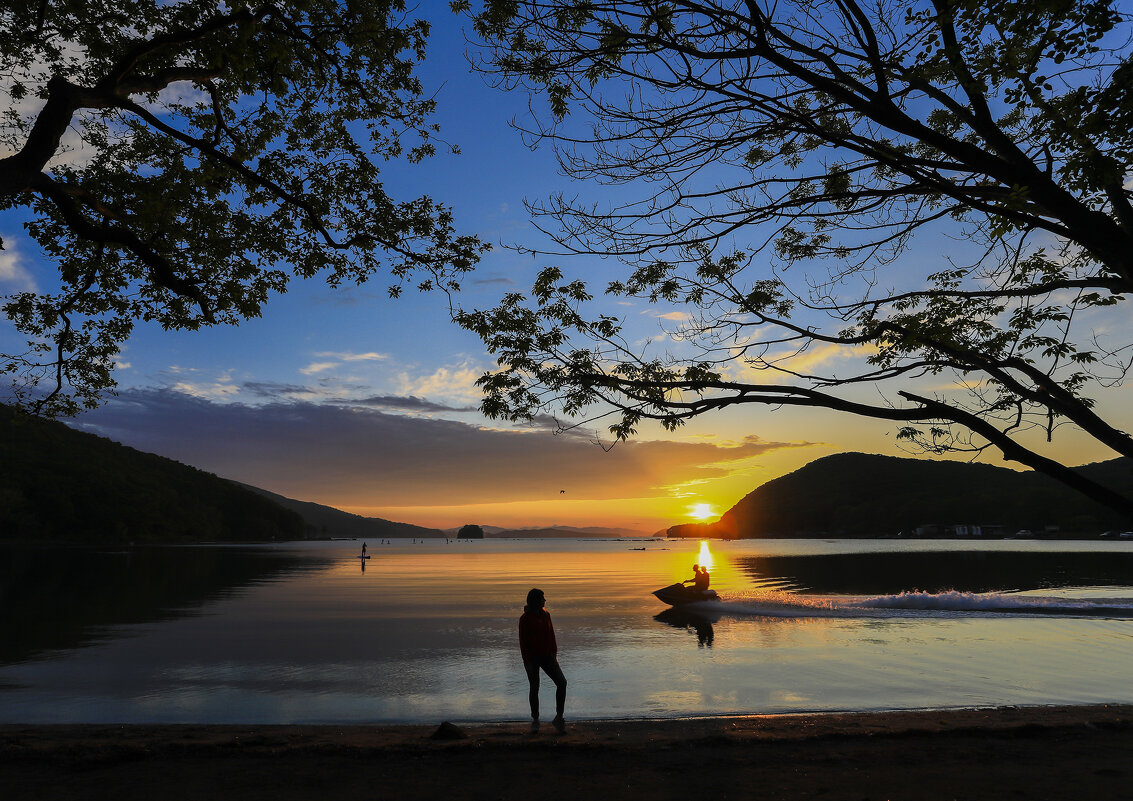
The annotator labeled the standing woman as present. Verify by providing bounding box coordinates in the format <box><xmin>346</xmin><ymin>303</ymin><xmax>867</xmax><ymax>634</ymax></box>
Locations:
<box><xmin>519</xmin><ymin>588</ymin><xmax>567</xmax><ymax>733</ymax></box>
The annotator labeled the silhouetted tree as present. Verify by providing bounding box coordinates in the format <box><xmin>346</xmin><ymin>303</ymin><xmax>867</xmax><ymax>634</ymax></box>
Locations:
<box><xmin>458</xmin><ymin>523</ymin><xmax>485</xmax><ymax>538</ymax></box>
<box><xmin>458</xmin><ymin>0</ymin><xmax>1133</xmax><ymax>518</ymax></box>
<box><xmin>1</xmin><ymin>0</ymin><xmax>485</xmax><ymax>416</ymax></box>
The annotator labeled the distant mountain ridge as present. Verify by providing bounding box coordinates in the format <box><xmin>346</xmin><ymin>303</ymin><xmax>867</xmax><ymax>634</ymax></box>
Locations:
<box><xmin>667</xmin><ymin>452</ymin><xmax>1133</xmax><ymax>539</ymax></box>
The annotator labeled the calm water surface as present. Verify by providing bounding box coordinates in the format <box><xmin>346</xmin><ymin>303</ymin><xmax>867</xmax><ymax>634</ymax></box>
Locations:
<box><xmin>2</xmin><ymin>538</ymin><xmax>1132</xmax><ymax>723</ymax></box>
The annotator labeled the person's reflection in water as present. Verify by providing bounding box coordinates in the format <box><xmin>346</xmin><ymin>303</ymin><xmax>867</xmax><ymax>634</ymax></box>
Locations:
<box><xmin>654</xmin><ymin>609</ymin><xmax>715</xmax><ymax>648</ymax></box>
<box><xmin>694</xmin><ymin>617</ymin><xmax>714</xmax><ymax>647</ymax></box>
<box><xmin>519</xmin><ymin>587</ymin><xmax>567</xmax><ymax>734</ymax></box>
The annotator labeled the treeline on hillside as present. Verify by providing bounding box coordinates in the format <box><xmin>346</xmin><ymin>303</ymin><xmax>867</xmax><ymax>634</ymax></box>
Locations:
<box><xmin>0</xmin><ymin>407</ymin><xmax>304</xmax><ymax>542</ymax></box>
<box><xmin>669</xmin><ymin>453</ymin><xmax>1133</xmax><ymax>539</ymax></box>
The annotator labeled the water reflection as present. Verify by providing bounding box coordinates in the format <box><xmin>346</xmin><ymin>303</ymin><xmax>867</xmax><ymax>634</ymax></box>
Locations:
<box><xmin>0</xmin><ymin>545</ymin><xmax>327</xmax><ymax>665</ymax></box>
<box><xmin>2</xmin><ymin>539</ymin><xmax>1132</xmax><ymax>723</ymax></box>
<box><xmin>654</xmin><ymin>608</ymin><xmax>716</xmax><ymax>647</ymax></box>
<box><xmin>734</xmin><ymin>550</ymin><xmax>1133</xmax><ymax>595</ymax></box>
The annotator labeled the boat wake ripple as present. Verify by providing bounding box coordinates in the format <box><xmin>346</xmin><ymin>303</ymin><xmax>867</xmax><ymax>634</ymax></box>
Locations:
<box><xmin>700</xmin><ymin>590</ymin><xmax>1133</xmax><ymax>619</ymax></box>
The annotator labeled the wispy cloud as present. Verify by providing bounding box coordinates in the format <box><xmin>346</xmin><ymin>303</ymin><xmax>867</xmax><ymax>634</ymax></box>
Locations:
<box><xmin>314</xmin><ymin>351</ymin><xmax>388</xmax><ymax>362</ymax></box>
<box><xmin>169</xmin><ymin>381</ymin><xmax>240</xmax><ymax>400</ymax></box>
<box><xmin>299</xmin><ymin>351</ymin><xmax>389</xmax><ymax>376</ymax></box>
<box><xmin>732</xmin><ymin>341</ymin><xmax>873</xmax><ymax>377</ymax></box>
<box><xmin>242</xmin><ymin>381</ymin><xmax>314</xmax><ymax>399</ymax></box>
<box><xmin>299</xmin><ymin>361</ymin><xmax>340</xmax><ymax>376</ymax></box>
<box><xmin>469</xmin><ymin>275</ymin><xmax>517</xmax><ymax>287</ymax></box>
<box><xmin>351</xmin><ymin>395</ymin><xmax>477</xmax><ymax>413</ymax></box>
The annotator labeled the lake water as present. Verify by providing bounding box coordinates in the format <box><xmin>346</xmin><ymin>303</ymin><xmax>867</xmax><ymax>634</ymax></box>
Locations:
<box><xmin>2</xmin><ymin>538</ymin><xmax>1132</xmax><ymax>724</ymax></box>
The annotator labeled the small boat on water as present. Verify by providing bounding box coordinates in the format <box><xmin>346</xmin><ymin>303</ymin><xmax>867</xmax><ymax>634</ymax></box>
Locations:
<box><xmin>652</xmin><ymin>582</ymin><xmax>720</xmax><ymax>606</ymax></box>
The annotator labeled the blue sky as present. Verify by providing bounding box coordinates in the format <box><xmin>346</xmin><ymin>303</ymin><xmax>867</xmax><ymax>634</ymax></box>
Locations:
<box><xmin>2</xmin><ymin>6</ymin><xmax>1131</xmax><ymax>531</ymax></box>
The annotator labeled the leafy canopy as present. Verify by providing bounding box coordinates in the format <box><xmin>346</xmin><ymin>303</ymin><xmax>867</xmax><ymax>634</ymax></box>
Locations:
<box><xmin>459</xmin><ymin>0</ymin><xmax>1133</xmax><ymax>518</ymax></box>
<box><xmin>1</xmin><ymin>0</ymin><xmax>485</xmax><ymax>416</ymax></box>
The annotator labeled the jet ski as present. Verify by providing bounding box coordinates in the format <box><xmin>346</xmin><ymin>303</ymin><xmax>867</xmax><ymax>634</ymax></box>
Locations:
<box><xmin>652</xmin><ymin>582</ymin><xmax>720</xmax><ymax>606</ymax></box>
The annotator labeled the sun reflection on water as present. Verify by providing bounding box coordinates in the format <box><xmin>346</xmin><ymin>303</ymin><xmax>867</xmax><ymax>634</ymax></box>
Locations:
<box><xmin>697</xmin><ymin>540</ymin><xmax>713</xmax><ymax>571</ymax></box>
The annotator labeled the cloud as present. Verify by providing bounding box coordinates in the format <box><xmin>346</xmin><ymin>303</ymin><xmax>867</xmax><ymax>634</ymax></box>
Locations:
<box><xmin>242</xmin><ymin>381</ymin><xmax>314</xmax><ymax>399</ymax></box>
<box><xmin>654</xmin><ymin>311</ymin><xmax>691</xmax><ymax>322</ymax></box>
<box><xmin>72</xmin><ymin>389</ymin><xmax>816</xmax><ymax>509</ymax></box>
<box><xmin>735</xmin><ymin>341</ymin><xmax>872</xmax><ymax>377</ymax></box>
<box><xmin>351</xmin><ymin>395</ymin><xmax>477</xmax><ymax>413</ymax></box>
<box><xmin>396</xmin><ymin>363</ymin><xmax>485</xmax><ymax>405</ymax></box>
<box><xmin>469</xmin><ymin>276</ymin><xmax>517</xmax><ymax>287</ymax></box>
<box><xmin>0</xmin><ymin>241</ymin><xmax>37</xmax><ymax>291</ymax></box>
<box><xmin>307</xmin><ymin>289</ymin><xmax>383</xmax><ymax>307</ymax></box>
<box><xmin>299</xmin><ymin>361</ymin><xmax>340</xmax><ymax>376</ymax></box>
<box><xmin>298</xmin><ymin>351</ymin><xmax>389</xmax><ymax>376</ymax></box>
<box><xmin>169</xmin><ymin>381</ymin><xmax>240</xmax><ymax>400</ymax></box>
<box><xmin>314</xmin><ymin>351</ymin><xmax>388</xmax><ymax>362</ymax></box>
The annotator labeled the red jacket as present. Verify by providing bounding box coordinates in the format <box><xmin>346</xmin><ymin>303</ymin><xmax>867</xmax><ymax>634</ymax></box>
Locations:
<box><xmin>519</xmin><ymin>607</ymin><xmax>557</xmax><ymax>663</ymax></box>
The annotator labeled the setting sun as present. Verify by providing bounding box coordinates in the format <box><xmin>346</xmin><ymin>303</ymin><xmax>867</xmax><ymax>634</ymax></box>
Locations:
<box><xmin>689</xmin><ymin>503</ymin><xmax>715</xmax><ymax>520</ymax></box>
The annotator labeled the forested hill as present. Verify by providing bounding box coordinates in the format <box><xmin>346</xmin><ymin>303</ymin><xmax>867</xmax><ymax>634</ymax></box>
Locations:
<box><xmin>668</xmin><ymin>453</ymin><xmax>1133</xmax><ymax>539</ymax></box>
<box><xmin>1</xmin><ymin>407</ymin><xmax>305</xmax><ymax>542</ymax></box>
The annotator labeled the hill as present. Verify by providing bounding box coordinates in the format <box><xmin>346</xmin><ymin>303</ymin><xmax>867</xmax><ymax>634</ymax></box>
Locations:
<box><xmin>1</xmin><ymin>407</ymin><xmax>304</xmax><ymax>543</ymax></box>
<box><xmin>237</xmin><ymin>484</ymin><xmax>446</xmax><ymax>539</ymax></box>
<box><xmin>667</xmin><ymin>452</ymin><xmax>1133</xmax><ymax>539</ymax></box>
<box><xmin>0</xmin><ymin>407</ymin><xmax>446</xmax><ymax>543</ymax></box>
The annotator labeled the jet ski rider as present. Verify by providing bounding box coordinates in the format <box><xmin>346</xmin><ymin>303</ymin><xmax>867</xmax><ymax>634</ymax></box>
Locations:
<box><xmin>684</xmin><ymin>564</ymin><xmax>710</xmax><ymax>593</ymax></box>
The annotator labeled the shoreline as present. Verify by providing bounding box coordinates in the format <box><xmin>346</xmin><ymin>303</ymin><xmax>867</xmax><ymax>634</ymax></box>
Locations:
<box><xmin>4</xmin><ymin>704</ymin><xmax>1131</xmax><ymax>800</ymax></box>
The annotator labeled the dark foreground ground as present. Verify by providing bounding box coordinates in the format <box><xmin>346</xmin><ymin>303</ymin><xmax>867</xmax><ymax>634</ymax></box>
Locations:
<box><xmin>2</xmin><ymin>705</ymin><xmax>1131</xmax><ymax>801</ymax></box>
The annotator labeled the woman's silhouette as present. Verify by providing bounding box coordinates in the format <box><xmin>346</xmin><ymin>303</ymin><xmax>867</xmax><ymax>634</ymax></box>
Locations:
<box><xmin>518</xmin><ymin>588</ymin><xmax>567</xmax><ymax>733</ymax></box>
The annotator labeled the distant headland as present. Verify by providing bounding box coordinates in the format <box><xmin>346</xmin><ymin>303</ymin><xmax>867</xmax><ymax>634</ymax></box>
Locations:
<box><xmin>667</xmin><ymin>452</ymin><xmax>1133</xmax><ymax>540</ymax></box>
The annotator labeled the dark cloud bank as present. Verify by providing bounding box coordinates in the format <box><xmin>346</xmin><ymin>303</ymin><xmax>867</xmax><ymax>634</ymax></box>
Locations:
<box><xmin>73</xmin><ymin>389</ymin><xmax>813</xmax><ymax>507</ymax></box>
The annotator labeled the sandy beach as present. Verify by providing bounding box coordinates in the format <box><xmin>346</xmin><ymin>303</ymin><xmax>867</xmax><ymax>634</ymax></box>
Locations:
<box><xmin>2</xmin><ymin>705</ymin><xmax>1130</xmax><ymax>800</ymax></box>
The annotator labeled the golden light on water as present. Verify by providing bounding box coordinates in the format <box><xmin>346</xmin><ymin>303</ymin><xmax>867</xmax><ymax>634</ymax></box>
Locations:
<box><xmin>697</xmin><ymin>540</ymin><xmax>713</xmax><ymax>570</ymax></box>
<box><xmin>689</xmin><ymin>503</ymin><xmax>715</xmax><ymax>520</ymax></box>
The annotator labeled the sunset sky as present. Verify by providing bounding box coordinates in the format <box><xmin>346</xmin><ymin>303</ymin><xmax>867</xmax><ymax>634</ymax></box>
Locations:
<box><xmin>3</xmin><ymin>7</ymin><xmax>1131</xmax><ymax>533</ymax></box>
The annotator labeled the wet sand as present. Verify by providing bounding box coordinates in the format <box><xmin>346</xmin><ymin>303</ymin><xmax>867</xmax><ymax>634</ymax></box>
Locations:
<box><xmin>3</xmin><ymin>705</ymin><xmax>1131</xmax><ymax>800</ymax></box>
